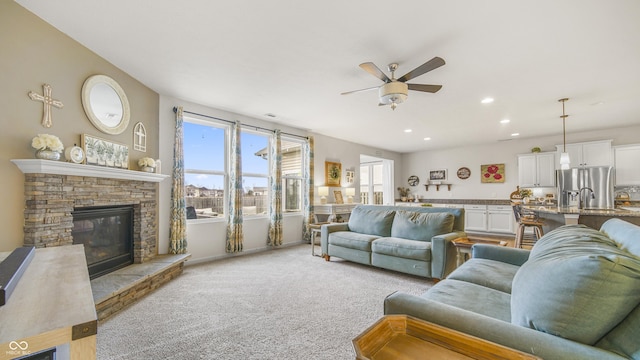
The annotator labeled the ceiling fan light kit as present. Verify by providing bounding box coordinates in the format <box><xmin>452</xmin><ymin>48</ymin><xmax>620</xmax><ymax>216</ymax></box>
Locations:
<box><xmin>342</xmin><ymin>57</ymin><xmax>445</xmax><ymax>110</ymax></box>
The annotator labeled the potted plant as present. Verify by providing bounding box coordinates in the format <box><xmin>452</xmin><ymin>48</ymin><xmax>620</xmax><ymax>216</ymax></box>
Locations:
<box><xmin>397</xmin><ymin>187</ymin><xmax>410</xmax><ymax>202</ymax></box>
<box><xmin>519</xmin><ymin>188</ymin><xmax>533</xmax><ymax>204</ymax></box>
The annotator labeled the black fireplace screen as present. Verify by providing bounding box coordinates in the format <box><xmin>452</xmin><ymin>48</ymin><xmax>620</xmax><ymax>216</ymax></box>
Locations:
<box><xmin>72</xmin><ymin>205</ymin><xmax>134</xmax><ymax>279</ymax></box>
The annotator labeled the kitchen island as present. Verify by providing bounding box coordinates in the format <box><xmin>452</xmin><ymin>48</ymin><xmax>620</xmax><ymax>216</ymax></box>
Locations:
<box><xmin>522</xmin><ymin>205</ymin><xmax>640</xmax><ymax>233</ymax></box>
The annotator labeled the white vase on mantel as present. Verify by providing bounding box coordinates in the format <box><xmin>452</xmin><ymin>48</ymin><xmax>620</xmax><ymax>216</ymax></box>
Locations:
<box><xmin>140</xmin><ymin>166</ymin><xmax>155</xmax><ymax>173</ymax></box>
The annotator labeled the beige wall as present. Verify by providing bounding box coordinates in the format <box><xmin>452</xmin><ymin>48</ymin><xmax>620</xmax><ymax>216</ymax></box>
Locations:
<box><xmin>0</xmin><ymin>2</ymin><xmax>159</xmax><ymax>252</ymax></box>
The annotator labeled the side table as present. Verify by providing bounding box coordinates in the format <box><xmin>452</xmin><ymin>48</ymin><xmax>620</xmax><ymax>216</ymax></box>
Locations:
<box><xmin>308</xmin><ymin>222</ymin><xmax>329</xmax><ymax>257</ymax></box>
<box><xmin>452</xmin><ymin>237</ymin><xmax>508</xmax><ymax>267</ymax></box>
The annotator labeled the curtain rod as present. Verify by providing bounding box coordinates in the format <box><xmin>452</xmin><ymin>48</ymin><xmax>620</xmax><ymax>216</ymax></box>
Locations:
<box><xmin>173</xmin><ymin>107</ymin><xmax>308</xmax><ymax>140</ymax></box>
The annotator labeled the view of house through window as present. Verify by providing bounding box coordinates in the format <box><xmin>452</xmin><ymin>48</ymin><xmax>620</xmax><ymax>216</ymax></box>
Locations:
<box><xmin>183</xmin><ymin>117</ymin><xmax>305</xmax><ymax>220</ymax></box>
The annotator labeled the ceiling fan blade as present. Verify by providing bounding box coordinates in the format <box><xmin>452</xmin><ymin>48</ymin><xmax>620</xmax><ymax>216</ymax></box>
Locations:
<box><xmin>359</xmin><ymin>62</ymin><xmax>391</xmax><ymax>83</ymax></box>
<box><xmin>341</xmin><ymin>86</ymin><xmax>380</xmax><ymax>95</ymax></box>
<box><xmin>397</xmin><ymin>57</ymin><xmax>445</xmax><ymax>82</ymax></box>
<box><xmin>407</xmin><ymin>83</ymin><xmax>443</xmax><ymax>93</ymax></box>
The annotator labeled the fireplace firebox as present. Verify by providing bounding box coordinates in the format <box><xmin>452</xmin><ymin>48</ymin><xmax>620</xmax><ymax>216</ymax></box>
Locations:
<box><xmin>72</xmin><ymin>205</ymin><xmax>134</xmax><ymax>279</ymax></box>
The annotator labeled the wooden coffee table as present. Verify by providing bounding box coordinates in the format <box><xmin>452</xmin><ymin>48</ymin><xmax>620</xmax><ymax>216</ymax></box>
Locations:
<box><xmin>353</xmin><ymin>315</ymin><xmax>540</xmax><ymax>360</ymax></box>
<box><xmin>452</xmin><ymin>237</ymin><xmax>509</xmax><ymax>266</ymax></box>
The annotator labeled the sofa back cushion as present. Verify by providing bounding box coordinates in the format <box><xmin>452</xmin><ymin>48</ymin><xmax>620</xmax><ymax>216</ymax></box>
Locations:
<box><xmin>511</xmin><ymin>224</ymin><xmax>640</xmax><ymax>345</ymax></box>
<box><xmin>348</xmin><ymin>207</ymin><xmax>395</xmax><ymax>237</ymax></box>
<box><xmin>390</xmin><ymin>210</ymin><xmax>455</xmax><ymax>242</ymax></box>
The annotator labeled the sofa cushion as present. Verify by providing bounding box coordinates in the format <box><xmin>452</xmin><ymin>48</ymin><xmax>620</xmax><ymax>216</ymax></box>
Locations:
<box><xmin>422</xmin><ymin>279</ymin><xmax>512</xmax><ymax>322</ymax></box>
<box><xmin>390</xmin><ymin>210</ymin><xmax>454</xmax><ymax>242</ymax></box>
<box><xmin>348</xmin><ymin>207</ymin><xmax>395</xmax><ymax>237</ymax></box>
<box><xmin>371</xmin><ymin>237</ymin><xmax>431</xmax><ymax>261</ymax></box>
<box><xmin>328</xmin><ymin>231</ymin><xmax>379</xmax><ymax>252</ymax></box>
<box><xmin>595</xmin><ymin>302</ymin><xmax>640</xmax><ymax>359</ymax></box>
<box><xmin>511</xmin><ymin>225</ymin><xmax>640</xmax><ymax>345</ymax></box>
<box><xmin>447</xmin><ymin>258</ymin><xmax>519</xmax><ymax>294</ymax></box>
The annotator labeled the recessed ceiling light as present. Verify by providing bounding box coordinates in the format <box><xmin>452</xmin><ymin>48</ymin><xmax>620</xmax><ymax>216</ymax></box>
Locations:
<box><xmin>424</xmin><ymin>137</ymin><xmax>431</xmax><ymax>141</ymax></box>
<box><xmin>404</xmin><ymin>129</ymin><xmax>412</xmax><ymax>133</ymax></box>
<box><xmin>481</xmin><ymin>97</ymin><xmax>494</xmax><ymax>104</ymax></box>
<box><xmin>511</xmin><ymin>133</ymin><xmax>520</xmax><ymax>137</ymax></box>
<box><xmin>500</xmin><ymin>119</ymin><xmax>510</xmax><ymax>124</ymax></box>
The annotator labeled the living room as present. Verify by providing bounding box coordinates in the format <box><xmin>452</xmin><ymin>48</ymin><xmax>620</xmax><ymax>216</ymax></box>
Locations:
<box><xmin>2</xmin><ymin>1</ymin><xmax>640</xmax><ymax>359</ymax></box>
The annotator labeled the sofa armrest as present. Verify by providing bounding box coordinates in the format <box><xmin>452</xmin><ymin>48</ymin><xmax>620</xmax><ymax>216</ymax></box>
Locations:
<box><xmin>320</xmin><ymin>223</ymin><xmax>349</xmax><ymax>256</ymax></box>
<box><xmin>471</xmin><ymin>243</ymin><xmax>530</xmax><ymax>266</ymax></box>
<box><xmin>431</xmin><ymin>231</ymin><xmax>466</xmax><ymax>279</ymax></box>
<box><xmin>384</xmin><ymin>292</ymin><xmax>625</xmax><ymax>360</ymax></box>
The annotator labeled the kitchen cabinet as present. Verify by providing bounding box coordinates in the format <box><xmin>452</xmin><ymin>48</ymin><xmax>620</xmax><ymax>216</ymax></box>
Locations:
<box><xmin>556</xmin><ymin>140</ymin><xmax>612</xmax><ymax>168</ymax></box>
<box><xmin>487</xmin><ymin>205</ymin><xmax>515</xmax><ymax>233</ymax></box>
<box><xmin>464</xmin><ymin>205</ymin><xmax>515</xmax><ymax>234</ymax></box>
<box><xmin>464</xmin><ymin>205</ymin><xmax>488</xmax><ymax>231</ymax></box>
<box><xmin>518</xmin><ymin>152</ymin><xmax>556</xmax><ymax>187</ymax></box>
<box><xmin>614</xmin><ymin>144</ymin><xmax>640</xmax><ymax>186</ymax></box>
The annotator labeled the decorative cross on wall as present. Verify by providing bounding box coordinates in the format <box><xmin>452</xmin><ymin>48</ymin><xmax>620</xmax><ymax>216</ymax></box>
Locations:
<box><xmin>28</xmin><ymin>84</ymin><xmax>64</xmax><ymax>128</ymax></box>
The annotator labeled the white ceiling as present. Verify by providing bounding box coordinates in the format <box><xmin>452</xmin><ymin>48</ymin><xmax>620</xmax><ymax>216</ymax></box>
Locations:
<box><xmin>16</xmin><ymin>0</ymin><xmax>640</xmax><ymax>153</ymax></box>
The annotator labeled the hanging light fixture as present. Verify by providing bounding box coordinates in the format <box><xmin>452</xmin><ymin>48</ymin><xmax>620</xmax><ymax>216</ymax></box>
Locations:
<box><xmin>558</xmin><ymin>98</ymin><xmax>571</xmax><ymax>170</ymax></box>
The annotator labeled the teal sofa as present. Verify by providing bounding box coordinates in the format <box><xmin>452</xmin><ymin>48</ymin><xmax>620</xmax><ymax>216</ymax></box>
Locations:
<box><xmin>385</xmin><ymin>218</ymin><xmax>640</xmax><ymax>359</ymax></box>
<box><xmin>320</xmin><ymin>205</ymin><xmax>466</xmax><ymax>279</ymax></box>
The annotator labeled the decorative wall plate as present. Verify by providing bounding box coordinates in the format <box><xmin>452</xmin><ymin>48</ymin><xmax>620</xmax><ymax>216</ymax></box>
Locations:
<box><xmin>457</xmin><ymin>167</ymin><xmax>471</xmax><ymax>179</ymax></box>
<box><xmin>408</xmin><ymin>175</ymin><xmax>419</xmax><ymax>186</ymax></box>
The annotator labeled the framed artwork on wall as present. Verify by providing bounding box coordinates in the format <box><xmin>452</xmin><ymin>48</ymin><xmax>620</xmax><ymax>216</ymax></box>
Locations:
<box><xmin>334</xmin><ymin>190</ymin><xmax>344</xmax><ymax>204</ymax></box>
<box><xmin>325</xmin><ymin>161</ymin><xmax>342</xmax><ymax>187</ymax></box>
<box><xmin>82</xmin><ymin>134</ymin><xmax>129</xmax><ymax>169</ymax></box>
<box><xmin>429</xmin><ymin>169</ymin><xmax>447</xmax><ymax>181</ymax></box>
<box><xmin>481</xmin><ymin>164</ymin><xmax>505</xmax><ymax>183</ymax></box>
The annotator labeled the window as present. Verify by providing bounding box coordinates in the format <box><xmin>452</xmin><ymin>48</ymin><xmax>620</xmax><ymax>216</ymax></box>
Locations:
<box><xmin>242</xmin><ymin>131</ymin><xmax>269</xmax><ymax>216</ymax></box>
<box><xmin>360</xmin><ymin>162</ymin><xmax>384</xmax><ymax>205</ymax></box>
<box><xmin>183</xmin><ymin>119</ymin><xmax>227</xmax><ymax>219</ymax></box>
<box><xmin>183</xmin><ymin>117</ymin><xmax>307</xmax><ymax>220</ymax></box>
<box><xmin>281</xmin><ymin>139</ymin><xmax>304</xmax><ymax>212</ymax></box>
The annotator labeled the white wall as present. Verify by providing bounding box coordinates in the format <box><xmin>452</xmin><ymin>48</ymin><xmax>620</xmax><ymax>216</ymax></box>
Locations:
<box><xmin>311</xmin><ymin>133</ymin><xmax>403</xmax><ymax>204</ymax></box>
<box><xmin>402</xmin><ymin>124</ymin><xmax>640</xmax><ymax>201</ymax></box>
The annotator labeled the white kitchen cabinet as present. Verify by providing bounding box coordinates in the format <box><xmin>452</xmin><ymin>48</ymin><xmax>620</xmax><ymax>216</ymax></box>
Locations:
<box><xmin>556</xmin><ymin>140</ymin><xmax>612</xmax><ymax>168</ymax></box>
<box><xmin>614</xmin><ymin>144</ymin><xmax>640</xmax><ymax>186</ymax></box>
<box><xmin>518</xmin><ymin>152</ymin><xmax>556</xmax><ymax>187</ymax></box>
<box><xmin>464</xmin><ymin>205</ymin><xmax>487</xmax><ymax>231</ymax></box>
<box><xmin>487</xmin><ymin>205</ymin><xmax>515</xmax><ymax>233</ymax></box>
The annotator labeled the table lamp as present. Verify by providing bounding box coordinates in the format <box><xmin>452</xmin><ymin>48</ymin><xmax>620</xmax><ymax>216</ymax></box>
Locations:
<box><xmin>318</xmin><ymin>186</ymin><xmax>329</xmax><ymax>204</ymax></box>
<box><xmin>345</xmin><ymin>188</ymin><xmax>355</xmax><ymax>204</ymax></box>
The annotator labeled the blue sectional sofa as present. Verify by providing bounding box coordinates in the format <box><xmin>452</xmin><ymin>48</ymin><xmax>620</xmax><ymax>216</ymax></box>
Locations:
<box><xmin>320</xmin><ymin>205</ymin><xmax>466</xmax><ymax>279</ymax></box>
<box><xmin>385</xmin><ymin>218</ymin><xmax>640</xmax><ymax>360</ymax></box>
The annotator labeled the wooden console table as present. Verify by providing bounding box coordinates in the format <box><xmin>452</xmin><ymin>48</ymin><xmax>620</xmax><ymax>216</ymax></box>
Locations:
<box><xmin>353</xmin><ymin>315</ymin><xmax>540</xmax><ymax>360</ymax></box>
<box><xmin>0</xmin><ymin>245</ymin><xmax>97</xmax><ymax>360</ymax></box>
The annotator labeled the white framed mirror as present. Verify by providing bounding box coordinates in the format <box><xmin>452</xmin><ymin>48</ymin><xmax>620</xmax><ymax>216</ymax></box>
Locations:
<box><xmin>81</xmin><ymin>75</ymin><xmax>130</xmax><ymax>135</ymax></box>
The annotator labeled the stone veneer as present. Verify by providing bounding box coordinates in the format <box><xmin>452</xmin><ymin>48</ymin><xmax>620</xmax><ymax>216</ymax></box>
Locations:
<box><xmin>23</xmin><ymin>173</ymin><xmax>158</xmax><ymax>263</ymax></box>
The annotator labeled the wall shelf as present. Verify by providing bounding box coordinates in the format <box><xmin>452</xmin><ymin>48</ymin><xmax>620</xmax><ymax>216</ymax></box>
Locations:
<box><xmin>424</xmin><ymin>183</ymin><xmax>452</xmax><ymax>191</ymax></box>
<box><xmin>11</xmin><ymin>159</ymin><xmax>168</xmax><ymax>183</ymax></box>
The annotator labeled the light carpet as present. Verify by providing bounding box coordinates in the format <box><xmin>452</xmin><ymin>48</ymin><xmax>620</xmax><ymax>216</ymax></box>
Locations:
<box><xmin>97</xmin><ymin>243</ymin><xmax>435</xmax><ymax>359</ymax></box>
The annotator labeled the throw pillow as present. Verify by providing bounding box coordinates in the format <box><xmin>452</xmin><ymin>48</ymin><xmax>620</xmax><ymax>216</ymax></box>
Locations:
<box><xmin>347</xmin><ymin>207</ymin><xmax>395</xmax><ymax>237</ymax></box>
<box><xmin>511</xmin><ymin>225</ymin><xmax>640</xmax><ymax>345</ymax></box>
<box><xmin>390</xmin><ymin>210</ymin><xmax>454</xmax><ymax>241</ymax></box>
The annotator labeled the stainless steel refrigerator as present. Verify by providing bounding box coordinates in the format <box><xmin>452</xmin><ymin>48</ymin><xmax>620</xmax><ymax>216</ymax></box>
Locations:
<box><xmin>556</xmin><ymin>166</ymin><xmax>615</xmax><ymax>209</ymax></box>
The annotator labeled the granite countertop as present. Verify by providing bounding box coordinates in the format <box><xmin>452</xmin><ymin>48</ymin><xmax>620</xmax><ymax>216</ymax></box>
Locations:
<box><xmin>523</xmin><ymin>205</ymin><xmax>640</xmax><ymax>217</ymax></box>
<box><xmin>398</xmin><ymin>199</ymin><xmax>513</xmax><ymax>205</ymax></box>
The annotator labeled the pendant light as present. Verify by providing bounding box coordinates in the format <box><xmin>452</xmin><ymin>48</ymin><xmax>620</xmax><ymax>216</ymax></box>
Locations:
<box><xmin>558</xmin><ymin>98</ymin><xmax>571</xmax><ymax>170</ymax></box>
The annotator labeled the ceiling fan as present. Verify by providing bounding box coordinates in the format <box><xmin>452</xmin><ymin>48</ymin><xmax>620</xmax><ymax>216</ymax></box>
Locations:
<box><xmin>341</xmin><ymin>57</ymin><xmax>445</xmax><ymax>110</ymax></box>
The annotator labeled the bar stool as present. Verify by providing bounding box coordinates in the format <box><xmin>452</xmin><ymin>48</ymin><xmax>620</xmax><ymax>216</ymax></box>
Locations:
<box><xmin>512</xmin><ymin>205</ymin><xmax>544</xmax><ymax>248</ymax></box>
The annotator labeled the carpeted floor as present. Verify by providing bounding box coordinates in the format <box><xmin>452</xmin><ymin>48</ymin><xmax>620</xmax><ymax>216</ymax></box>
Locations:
<box><xmin>97</xmin><ymin>244</ymin><xmax>435</xmax><ymax>359</ymax></box>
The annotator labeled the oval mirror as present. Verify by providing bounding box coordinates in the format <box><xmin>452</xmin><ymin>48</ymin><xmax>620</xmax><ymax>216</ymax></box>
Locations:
<box><xmin>81</xmin><ymin>75</ymin><xmax>130</xmax><ymax>135</ymax></box>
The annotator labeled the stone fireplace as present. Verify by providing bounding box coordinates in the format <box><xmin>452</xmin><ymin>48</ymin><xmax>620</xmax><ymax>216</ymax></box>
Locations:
<box><xmin>12</xmin><ymin>159</ymin><xmax>167</xmax><ymax>265</ymax></box>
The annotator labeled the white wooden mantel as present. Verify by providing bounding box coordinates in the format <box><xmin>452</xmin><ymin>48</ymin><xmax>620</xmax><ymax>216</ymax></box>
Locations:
<box><xmin>11</xmin><ymin>159</ymin><xmax>169</xmax><ymax>182</ymax></box>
